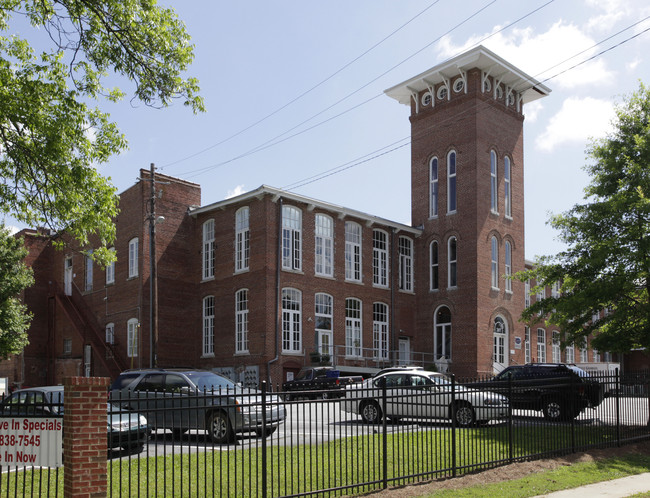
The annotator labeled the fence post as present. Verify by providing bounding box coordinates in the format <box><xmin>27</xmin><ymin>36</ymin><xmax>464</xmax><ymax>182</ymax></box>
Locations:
<box><xmin>63</xmin><ymin>376</ymin><xmax>110</xmax><ymax>498</ymax></box>
<box><xmin>615</xmin><ymin>368</ymin><xmax>621</xmax><ymax>447</ymax></box>
<box><xmin>381</xmin><ymin>376</ymin><xmax>388</xmax><ymax>490</ymax></box>
<box><xmin>508</xmin><ymin>373</ymin><xmax>513</xmax><ymax>464</ymax></box>
<box><xmin>261</xmin><ymin>381</ymin><xmax>267</xmax><ymax>498</ymax></box>
<box><xmin>451</xmin><ymin>374</ymin><xmax>457</xmax><ymax>478</ymax></box>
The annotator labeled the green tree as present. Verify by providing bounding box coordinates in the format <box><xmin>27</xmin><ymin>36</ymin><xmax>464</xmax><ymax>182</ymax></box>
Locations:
<box><xmin>519</xmin><ymin>83</ymin><xmax>650</xmax><ymax>354</ymax></box>
<box><xmin>0</xmin><ymin>0</ymin><xmax>204</xmax><ymax>264</ymax></box>
<box><xmin>0</xmin><ymin>225</ymin><xmax>33</xmax><ymax>357</ymax></box>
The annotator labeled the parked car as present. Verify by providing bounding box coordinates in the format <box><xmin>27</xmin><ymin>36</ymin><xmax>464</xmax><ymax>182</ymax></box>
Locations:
<box><xmin>282</xmin><ymin>367</ymin><xmax>362</xmax><ymax>400</ymax></box>
<box><xmin>0</xmin><ymin>386</ymin><xmax>149</xmax><ymax>452</ymax></box>
<box><xmin>340</xmin><ymin>368</ymin><xmax>509</xmax><ymax>427</ymax></box>
<box><xmin>109</xmin><ymin>368</ymin><xmax>286</xmax><ymax>443</ymax></box>
<box><xmin>465</xmin><ymin>363</ymin><xmax>605</xmax><ymax>421</ymax></box>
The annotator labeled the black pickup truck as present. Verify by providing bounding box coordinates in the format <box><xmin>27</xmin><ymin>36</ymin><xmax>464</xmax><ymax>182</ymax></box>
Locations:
<box><xmin>466</xmin><ymin>363</ymin><xmax>604</xmax><ymax>421</ymax></box>
<box><xmin>282</xmin><ymin>367</ymin><xmax>362</xmax><ymax>400</ymax></box>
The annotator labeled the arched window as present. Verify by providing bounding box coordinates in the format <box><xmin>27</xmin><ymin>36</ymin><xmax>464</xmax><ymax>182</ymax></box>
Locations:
<box><xmin>504</xmin><ymin>156</ymin><xmax>511</xmax><ymax>218</ymax></box>
<box><xmin>202</xmin><ymin>219</ymin><xmax>215</xmax><ymax>279</ymax></box>
<box><xmin>491</xmin><ymin>236</ymin><xmax>499</xmax><ymax>289</ymax></box>
<box><xmin>345</xmin><ymin>298</ymin><xmax>362</xmax><ymax>357</ymax></box>
<box><xmin>282</xmin><ymin>206</ymin><xmax>302</xmax><ymax>271</ymax></box>
<box><xmin>430</xmin><ymin>241</ymin><xmax>439</xmax><ymax>291</ymax></box>
<box><xmin>127</xmin><ymin>318</ymin><xmax>139</xmax><ymax>358</ymax></box>
<box><xmin>373</xmin><ymin>302</ymin><xmax>389</xmax><ymax>360</ymax></box>
<box><xmin>235</xmin><ymin>208</ymin><xmax>250</xmax><ymax>272</ymax></box>
<box><xmin>490</xmin><ymin>150</ymin><xmax>498</xmax><ymax>213</ymax></box>
<box><xmin>282</xmin><ymin>288</ymin><xmax>302</xmax><ymax>352</ymax></box>
<box><xmin>315</xmin><ymin>214</ymin><xmax>333</xmax><ymax>277</ymax></box>
<box><xmin>128</xmin><ymin>238</ymin><xmax>139</xmax><ymax>278</ymax></box>
<box><xmin>434</xmin><ymin>306</ymin><xmax>451</xmax><ymax>360</ymax></box>
<box><xmin>493</xmin><ymin>316</ymin><xmax>507</xmax><ymax>366</ymax></box>
<box><xmin>345</xmin><ymin>222</ymin><xmax>362</xmax><ymax>282</ymax></box>
<box><xmin>398</xmin><ymin>236</ymin><xmax>413</xmax><ymax>292</ymax></box>
<box><xmin>372</xmin><ymin>229</ymin><xmax>389</xmax><ymax>287</ymax></box>
<box><xmin>505</xmin><ymin>241</ymin><xmax>512</xmax><ymax>293</ymax></box>
<box><xmin>235</xmin><ymin>289</ymin><xmax>249</xmax><ymax>353</ymax></box>
<box><xmin>447</xmin><ymin>151</ymin><xmax>457</xmax><ymax>213</ymax></box>
<box><xmin>203</xmin><ymin>295</ymin><xmax>215</xmax><ymax>356</ymax></box>
<box><xmin>448</xmin><ymin>236</ymin><xmax>457</xmax><ymax>288</ymax></box>
<box><xmin>430</xmin><ymin>157</ymin><xmax>438</xmax><ymax>218</ymax></box>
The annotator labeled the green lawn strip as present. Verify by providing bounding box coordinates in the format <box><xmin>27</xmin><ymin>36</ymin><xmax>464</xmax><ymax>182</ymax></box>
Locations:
<box><xmin>424</xmin><ymin>453</ymin><xmax>650</xmax><ymax>498</ymax></box>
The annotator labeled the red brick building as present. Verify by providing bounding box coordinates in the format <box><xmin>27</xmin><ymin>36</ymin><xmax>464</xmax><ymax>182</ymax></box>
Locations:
<box><xmin>5</xmin><ymin>46</ymin><xmax>641</xmax><ymax>389</ymax></box>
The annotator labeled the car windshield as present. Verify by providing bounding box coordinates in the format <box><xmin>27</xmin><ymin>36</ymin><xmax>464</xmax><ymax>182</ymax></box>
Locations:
<box><xmin>186</xmin><ymin>372</ymin><xmax>236</xmax><ymax>391</ymax></box>
<box><xmin>426</xmin><ymin>374</ymin><xmax>453</xmax><ymax>387</ymax></box>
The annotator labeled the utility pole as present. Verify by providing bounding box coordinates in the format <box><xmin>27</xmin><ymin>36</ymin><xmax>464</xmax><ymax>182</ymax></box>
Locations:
<box><xmin>149</xmin><ymin>163</ymin><xmax>158</xmax><ymax>368</ymax></box>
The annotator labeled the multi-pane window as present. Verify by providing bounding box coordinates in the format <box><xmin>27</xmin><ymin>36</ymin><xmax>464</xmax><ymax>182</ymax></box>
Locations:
<box><xmin>106</xmin><ymin>247</ymin><xmax>115</xmax><ymax>285</ymax></box>
<box><xmin>565</xmin><ymin>342</ymin><xmax>575</xmax><ymax>363</ymax></box>
<box><xmin>398</xmin><ymin>236</ymin><xmax>413</xmax><ymax>292</ymax></box>
<box><xmin>282</xmin><ymin>206</ymin><xmax>302</xmax><ymax>271</ymax></box>
<box><xmin>106</xmin><ymin>323</ymin><xmax>114</xmax><ymax>345</ymax></box>
<box><xmin>430</xmin><ymin>157</ymin><xmax>439</xmax><ymax>218</ymax></box>
<box><xmin>372</xmin><ymin>230</ymin><xmax>388</xmax><ymax>287</ymax></box>
<box><xmin>315</xmin><ymin>214</ymin><xmax>333</xmax><ymax>277</ymax></box>
<box><xmin>491</xmin><ymin>236</ymin><xmax>499</xmax><ymax>289</ymax></box>
<box><xmin>537</xmin><ymin>328</ymin><xmax>546</xmax><ymax>363</ymax></box>
<box><xmin>235</xmin><ymin>289</ymin><xmax>249</xmax><ymax>353</ymax></box>
<box><xmin>525</xmin><ymin>280</ymin><xmax>531</xmax><ymax>307</ymax></box>
<box><xmin>203</xmin><ymin>296</ymin><xmax>215</xmax><ymax>356</ymax></box>
<box><xmin>345</xmin><ymin>222</ymin><xmax>362</xmax><ymax>282</ymax></box>
<box><xmin>345</xmin><ymin>298</ymin><xmax>362</xmax><ymax>357</ymax></box>
<box><xmin>127</xmin><ymin>318</ymin><xmax>139</xmax><ymax>357</ymax></box>
<box><xmin>551</xmin><ymin>282</ymin><xmax>560</xmax><ymax>298</ymax></box>
<box><xmin>430</xmin><ymin>241</ymin><xmax>439</xmax><ymax>291</ymax></box>
<box><xmin>493</xmin><ymin>317</ymin><xmax>506</xmax><ymax>365</ymax></box>
<box><xmin>536</xmin><ymin>287</ymin><xmax>545</xmax><ymax>316</ymax></box>
<box><xmin>373</xmin><ymin>303</ymin><xmax>389</xmax><ymax>360</ymax></box>
<box><xmin>202</xmin><ymin>219</ymin><xmax>215</xmax><ymax>279</ymax></box>
<box><xmin>580</xmin><ymin>339</ymin><xmax>589</xmax><ymax>362</ymax></box>
<box><xmin>85</xmin><ymin>250</ymin><xmax>93</xmax><ymax>291</ymax></box>
<box><xmin>504</xmin><ymin>156</ymin><xmax>512</xmax><ymax>217</ymax></box>
<box><xmin>235</xmin><ymin>208</ymin><xmax>250</xmax><ymax>272</ymax></box>
<box><xmin>552</xmin><ymin>330</ymin><xmax>561</xmax><ymax>363</ymax></box>
<box><xmin>490</xmin><ymin>150</ymin><xmax>498</xmax><ymax>213</ymax></box>
<box><xmin>447</xmin><ymin>151</ymin><xmax>457</xmax><ymax>213</ymax></box>
<box><xmin>448</xmin><ymin>237</ymin><xmax>457</xmax><ymax>288</ymax></box>
<box><xmin>282</xmin><ymin>288</ymin><xmax>302</xmax><ymax>352</ymax></box>
<box><xmin>128</xmin><ymin>238</ymin><xmax>139</xmax><ymax>278</ymax></box>
<box><xmin>524</xmin><ymin>327</ymin><xmax>531</xmax><ymax>363</ymax></box>
<box><xmin>505</xmin><ymin>241</ymin><xmax>512</xmax><ymax>293</ymax></box>
<box><xmin>315</xmin><ymin>293</ymin><xmax>333</xmax><ymax>356</ymax></box>
<box><xmin>434</xmin><ymin>306</ymin><xmax>452</xmax><ymax>360</ymax></box>
<box><xmin>593</xmin><ymin>349</ymin><xmax>600</xmax><ymax>362</ymax></box>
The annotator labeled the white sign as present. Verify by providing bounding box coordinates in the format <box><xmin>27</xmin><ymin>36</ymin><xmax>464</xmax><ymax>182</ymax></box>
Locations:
<box><xmin>0</xmin><ymin>418</ymin><xmax>63</xmax><ymax>467</ymax></box>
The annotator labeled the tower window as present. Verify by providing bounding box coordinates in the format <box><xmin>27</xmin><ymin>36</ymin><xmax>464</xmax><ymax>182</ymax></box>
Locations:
<box><xmin>447</xmin><ymin>151</ymin><xmax>457</xmax><ymax>214</ymax></box>
<box><xmin>430</xmin><ymin>157</ymin><xmax>438</xmax><ymax>218</ymax></box>
<box><xmin>504</xmin><ymin>156</ymin><xmax>512</xmax><ymax>218</ymax></box>
<box><xmin>490</xmin><ymin>150</ymin><xmax>498</xmax><ymax>214</ymax></box>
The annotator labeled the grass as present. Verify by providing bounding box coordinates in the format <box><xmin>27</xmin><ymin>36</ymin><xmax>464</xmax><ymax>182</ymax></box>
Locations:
<box><xmin>3</xmin><ymin>425</ymin><xmax>649</xmax><ymax>496</ymax></box>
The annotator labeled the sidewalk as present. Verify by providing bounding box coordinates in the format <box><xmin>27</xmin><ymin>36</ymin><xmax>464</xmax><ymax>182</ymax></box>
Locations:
<box><xmin>534</xmin><ymin>472</ymin><xmax>650</xmax><ymax>497</ymax></box>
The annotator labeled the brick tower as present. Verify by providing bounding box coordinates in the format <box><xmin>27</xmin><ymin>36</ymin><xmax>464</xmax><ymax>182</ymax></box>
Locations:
<box><xmin>386</xmin><ymin>46</ymin><xmax>550</xmax><ymax>376</ymax></box>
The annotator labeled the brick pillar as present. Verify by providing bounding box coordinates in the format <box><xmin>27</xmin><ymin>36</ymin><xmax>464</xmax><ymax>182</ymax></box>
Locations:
<box><xmin>64</xmin><ymin>377</ymin><xmax>109</xmax><ymax>498</ymax></box>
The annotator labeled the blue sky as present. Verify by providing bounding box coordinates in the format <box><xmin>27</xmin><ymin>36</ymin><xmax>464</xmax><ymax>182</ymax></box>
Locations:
<box><xmin>6</xmin><ymin>1</ymin><xmax>650</xmax><ymax>261</ymax></box>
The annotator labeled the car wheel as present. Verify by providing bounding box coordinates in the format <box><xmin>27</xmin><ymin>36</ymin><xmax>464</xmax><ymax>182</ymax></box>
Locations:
<box><xmin>453</xmin><ymin>402</ymin><xmax>476</xmax><ymax>427</ymax></box>
<box><xmin>207</xmin><ymin>411</ymin><xmax>234</xmax><ymax>444</ymax></box>
<box><xmin>360</xmin><ymin>400</ymin><xmax>382</xmax><ymax>424</ymax></box>
<box><xmin>255</xmin><ymin>427</ymin><xmax>277</xmax><ymax>438</ymax></box>
<box><xmin>283</xmin><ymin>393</ymin><xmax>293</xmax><ymax>402</ymax></box>
<box><xmin>542</xmin><ymin>398</ymin><xmax>564</xmax><ymax>421</ymax></box>
<box><xmin>322</xmin><ymin>391</ymin><xmax>331</xmax><ymax>400</ymax></box>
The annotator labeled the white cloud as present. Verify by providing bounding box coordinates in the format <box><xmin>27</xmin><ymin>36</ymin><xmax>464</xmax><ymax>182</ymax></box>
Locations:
<box><xmin>584</xmin><ymin>0</ymin><xmax>631</xmax><ymax>32</ymax></box>
<box><xmin>523</xmin><ymin>100</ymin><xmax>543</xmax><ymax>123</ymax></box>
<box><xmin>535</xmin><ymin>97</ymin><xmax>615</xmax><ymax>152</ymax></box>
<box><xmin>226</xmin><ymin>185</ymin><xmax>246</xmax><ymax>198</ymax></box>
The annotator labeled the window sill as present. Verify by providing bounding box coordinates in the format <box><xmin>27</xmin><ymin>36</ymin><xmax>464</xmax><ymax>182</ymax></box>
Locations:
<box><xmin>201</xmin><ymin>353</ymin><xmax>215</xmax><ymax>359</ymax></box>
<box><xmin>234</xmin><ymin>268</ymin><xmax>249</xmax><ymax>275</ymax></box>
<box><xmin>447</xmin><ymin>286</ymin><xmax>458</xmax><ymax>290</ymax></box>
<box><xmin>282</xmin><ymin>351</ymin><xmax>303</xmax><ymax>356</ymax></box>
<box><xmin>398</xmin><ymin>288</ymin><xmax>415</xmax><ymax>294</ymax></box>
<box><xmin>372</xmin><ymin>284</ymin><xmax>390</xmax><ymax>290</ymax></box>
<box><xmin>282</xmin><ymin>268</ymin><xmax>304</xmax><ymax>275</ymax></box>
<box><xmin>234</xmin><ymin>351</ymin><xmax>250</xmax><ymax>356</ymax></box>
<box><xmin>345</xmin><ymin>279</ymin><xmax>364</xmax><ymax>285</ymax></box>
<box><xmin>201</xmin><ymin>276</ymin><xmax>215</xmax><ymax>283</ymax></box>
<box><xmin>315</xmin><ymin>273</ymin><xmax>335</xmax><ymax>280</ymax></box>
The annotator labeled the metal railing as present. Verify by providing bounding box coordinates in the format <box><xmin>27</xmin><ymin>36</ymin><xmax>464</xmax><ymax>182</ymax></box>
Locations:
<box><xmin>1</xmin><ymin>370</ymin><xmax>649</xmax><ymax>496</ymax></box>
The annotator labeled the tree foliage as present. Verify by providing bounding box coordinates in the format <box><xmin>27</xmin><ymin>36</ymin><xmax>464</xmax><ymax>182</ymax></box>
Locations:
<box><xmin>518</xmin><ymin>83</ymin><xmax>650</xmax><ymax>354</ymax></box>
<box><xmin>0</xmin><ymin>0</ymin><xmax>204</xmax><ymax>264</ymax></box>
<box><xmin>0</xmin><ymin>225</ymin><xmax>33</xmax><ymax>357</ymax></box>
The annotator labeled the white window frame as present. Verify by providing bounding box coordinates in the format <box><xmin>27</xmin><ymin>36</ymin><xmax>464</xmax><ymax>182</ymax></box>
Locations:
<box><xmin>203</xmin><ymin>295</ymin><xmax>215</xmax><ymax>357</ymax></box>
<box><xmin>105</xmin><ymin>323</ymin><xmax>114</xmax><ymax>345</ymax></box>
<box><xmin>430</xmin><ymin>240</ymin><xmax>439</xmax><ymax>291</ymax></box>
<box><xmin>127</xmin><ymin>318</ymin><xmax>139</xmax><ymax>358</ymax></box>
<box><xmin>524</xmin><ymin>326</ymin><xmax>531</xmax><ymax>364</ymax></box>
<box><xmin>504</xmin><ymin>156</ymin><xmax>512</xmax><ymax>218</ymax></box>
<box><xmin>552</xmin><ymin>330</ymin><xmax>561</xmax><ymax>363</ymax></box>
<box><xmin>372</xmin><ymin>229</ymin><xmax>389</xmax><ymax>287</ymax></box>
<box><xmin>282</xmin><ymin>206</ymin><xmax>302</xmax><ymax>271</ymax></box>
<box><xmin>491</xmin><ymin>236</ymin><xmax>499</xmax><ymax>289</ymax></box>
<box><xmin>85</xmin><ymin>250</ymin><xmax>93</xmax><ymax>292</ymax></box>
<box><xmin>373</xmin><ymin>302</ymin><xmax>389</xmax><ymax>360</ymax></box>
<box><xmin>398</xmin><ymin>236</ymin><xmax>413</xmax><ymax>292</ymax></box>
<box><xmin>447</xmin><ymin>150</ymin><xmax>457</xmax><ymax>214</ymax></box>
<box><xmin>448</xmin><ymin>236</ymin><xmax>457</xmax><ymax>288</ymax></box>
<box><xmin>525</xmin><ymin>280</ymin><xmax>531</xmax><ymax>308</ymax></box>
<box><xmin>434</xmin><ymin>306</ymin><xmax>452</xmax><ymax>361</ymax></box>
<box><xmin>565</xmin><ymin>343</ymin><xmax>575</xmax><ymax>363</ymax></box>
<box><xmin>202</xmin><ymin>219</ymin><xmax>215</xmax><ymax>280</ymax></box>
<box><xmin>537</xmin><ymin>328</ymin><xmax>546</xmax><ymax>363</ymax></box>
<box><xmin>315</xmin><ymin>214</ymin><xmax>333</xmax><ymax>277</ymax></box>
<box><xmin>282</xmin><ymin>288</ymin><xmax>302</xmax><ymax>353</ymax></box>
<box><xmin>235</xmin><ymin>289</ymin><xmax>249</xmax><ymax>354</ymax></box>
<box><xmin>128</xmin><ymin>238</ymin><xmax>139</xmax><ymax>279</ymax></box>
<box><xmin>490</xmin><ymin>150</ymin><xmax>498</xmax><ymax>213</ymax></box>
<box><xmin>106</xmin><ymin>247</ymin><xmax>115</xmax><ymax>285</ymax></box>
<box><xmin>315</xmin><ymin>293</ymin><xmax>333</xmax><ymax>356</ymax></box>
<box><xmin>505</xmin><ymin>241</ymin><xmax>512</xmax><ymax>293</ymax></box>
<box><xmin>235</xmin><ymin>207</ymin><xmax>250</xmax><ymax>273</ymax></box>
<box><xmin>493</xmin><ymin>316</ymin><xmax>507</xmax><ymax>366</ymax></box>
<box><xmin>345</xmin><ymin>221</ymin><xmax>362</xmax><ymax>282</ymax></box>
<box><xmin>345</xmin><ymin>298</ymin><xmax>362</xmax><ymax>358</ymax></box>
<box><xmin>430</xmin><ymin>156</ymin><xmax>439</xmax><ymax>218</ymax></box>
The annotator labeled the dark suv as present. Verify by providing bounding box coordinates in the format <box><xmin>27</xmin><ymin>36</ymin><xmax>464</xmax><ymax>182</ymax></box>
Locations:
<box><xmin>467</xmin><ymin>363</ymin><xmax>604</xmax><ymax>421</ymax></box>
<box><xmin>109</xmin><ymin>369</ymin><xmax>285</xmax><ymax>443</ymax></box>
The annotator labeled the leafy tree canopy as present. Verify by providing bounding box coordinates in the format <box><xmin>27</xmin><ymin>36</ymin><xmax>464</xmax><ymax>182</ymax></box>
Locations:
<box><xmin>518</xmin><ymin>82</ymin><xmax>650</xmax><ymax>354</ymax></box>
<box><xmin>0</xmin><ymin>0</ymin><xmax>204</xmax><ymax>264</ymax></box>
<box><xmin>0</xmin><ymin>225</ymin><xmax>33</xmax><ymax>357</ymax></box>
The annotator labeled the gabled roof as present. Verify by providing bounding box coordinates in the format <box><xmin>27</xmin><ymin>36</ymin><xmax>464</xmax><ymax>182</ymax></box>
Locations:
<box><xmin>189</xmin><ymin>185</ymin><xmax>422</xmax><ymax>236</ymax></box>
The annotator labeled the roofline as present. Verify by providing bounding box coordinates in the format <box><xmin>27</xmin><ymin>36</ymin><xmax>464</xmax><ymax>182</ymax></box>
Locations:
<box><xmin>190</xmin><ymin>185</ymin><xmax>423</xmax><ymax>236</ymax></box>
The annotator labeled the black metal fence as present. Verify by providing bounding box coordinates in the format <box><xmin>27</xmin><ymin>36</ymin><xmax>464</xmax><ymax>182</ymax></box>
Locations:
<box><xmin>1</xmin><ymin>370</ymin><xmax>649</xmax><ymax>497</ymax></box>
